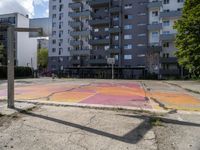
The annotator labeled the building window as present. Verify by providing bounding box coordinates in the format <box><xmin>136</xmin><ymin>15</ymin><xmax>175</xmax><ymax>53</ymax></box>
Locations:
<box><xmin>124</xmin><ymin>35</ymin><xmax>132</xmax><ymax>40</ymax></box>
<box><xmin>52</xmin><ymin>48</ymin><xmax>56</xmax><ymax>53</ymax></box>
<box><xmin>137</xmin><ymin>44</ymin><xmax>146</xmax><ymax>47</ymax></box>
<box><xmin>114</xmin><ymin>35</ymin><xmax>119</xmax><ymax>40</ymax></box>
<box><xmin>113</xmin><ymin>16</ymin><xmax>119</xmax><ymax>21</ymax></box>
<box><xmin>152</xmin><ymin>32</ymin><xmax>159</xmax><ymax>38</ymax></box>
<box><xmin>163</xmin><ymin>31</ymin><xmax>170</xmax><ymax>34</ymax></box>
<box><xmin>124</xmin><ymin>4</ymin><xmax>132</xmax><ymax>9</ymax></box>
<box><xmin>163</xmin><ymin>42</ymin><xmax>169</xmax><ymax>48</ymax></box>
<box><xmin>152</xmin><ymin>11</ymin><xmax>158</xmax><ymax>17</ymax></box>
<box><xmin>124</xmin><ymin>15</ymin><xmax>133</xmax><ymax>20</ymax></box>
<box><xmin>124</xmin><ymin>44</ymin><xmax>132</xmax><ymax>50</ymax></box>
<box><xmin>124</xmin><ymin>25</ymin><xmax>132</xmax><ymax>30</ymax></box>
<box><xmin>138</xmin><ymin>33</ymin><xmax>146</xmax><ymax>37</ymax></box>
<box><xmin>177</xmin><ymin>0</ymin><xmax>184</xmax><ymax>2</ymax></box>
<box><xmin>163</xmin><ymin>20</ymin><xmax>170</xmax><ymax>26</ymax></box>
<box><xmin>124</xmin><ymin>55</ymin><xmax>132</xmax><ymax>60</ymax></box>
<box><xmin>104</xmin><ymin>45</ymin><xmax>109</xmax><ymax>50</ymax></box>
<box><xmin>52</xmin><ymin>39</ymin><xmax>56</xmax><ymax>44</ymax></box>
<box><xmin>52</xmin><ymin>14</ymin><xmax>56</xmax><ymax>19</ymax></box>
<box><xmin>52</xmin><ymin>22</ymin><xmax>56</xmax><ymax>28</ymax></box>
<box><xmin>163</xmin><ymin>0</ymin><xmax>170</xmax><ymax>4</ymax></box>
<box><xmin>104</xmin><ymin>28</ymin><xmax>109</xmax><ymax>31</ymax></box>
<box><xmin>52</xmin><ymin>5</ymin><xmax>56</xmax><ymax>10</ymax></box>
<box><xmin>52</xmin><ymin>31</ymin><xmax>56</xmax><ymax>36</ymax></box>
<box><xmin>94</xmin><ymin>28</ymin><xmax>99</xmax><ymax>32</ymax></box>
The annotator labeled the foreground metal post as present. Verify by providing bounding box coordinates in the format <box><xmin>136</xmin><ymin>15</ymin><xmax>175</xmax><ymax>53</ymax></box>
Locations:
<box><xmin>112</xmin><ymin>64</ymin><xmax>114</xmax><ymax>79</ymax></box>
<box><xmin>7</xmin><ymin>26</ymin><xmax>15</xmax><ymax>108</ymax></box>
<box><xmin>6</xmin><ymin>27</ymin><xmax>42</xmax><ymax>108</ymax></box>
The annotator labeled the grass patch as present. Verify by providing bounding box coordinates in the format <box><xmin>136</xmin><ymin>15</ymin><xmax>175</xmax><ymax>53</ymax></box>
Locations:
<box><xmin>149</xmin><ymin>118</ymin><xmax>163</xmax><ymax>126</ymax></box>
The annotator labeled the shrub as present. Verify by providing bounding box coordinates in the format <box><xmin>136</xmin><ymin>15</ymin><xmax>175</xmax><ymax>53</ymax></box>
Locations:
<box><xmin>0</xmin><ymin>66</ymin><xmax>33</xmax><ymax>79</ymax></box>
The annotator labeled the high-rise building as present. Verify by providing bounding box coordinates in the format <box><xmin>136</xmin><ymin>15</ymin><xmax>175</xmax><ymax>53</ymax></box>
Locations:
<box><xmin>147</xmin><ymin>0</ymin><xmax>184</xmax><ymax>78</ymax></box>
<box><xmin>48</xmin><ymin>0</ymin><xmax>185</xmax><ymax>79</ymax></box>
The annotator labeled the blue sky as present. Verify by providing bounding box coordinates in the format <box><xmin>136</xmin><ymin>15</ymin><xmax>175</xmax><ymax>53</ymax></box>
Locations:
<box><xmin>0</xmin><ymin>0</ymin><xmax>49</xmax><ymax>18</ymax></box>
<box><xmin>33</xmin><ymin>0</ymin><xmax>49</xmax><ymax>18</ymax></box>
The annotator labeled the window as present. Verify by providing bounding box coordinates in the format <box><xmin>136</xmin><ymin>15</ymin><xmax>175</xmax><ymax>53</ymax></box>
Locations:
<box><xmin>124</xmin><ymin>15</ymin><xmax>133</xmax><ymax>20</ymax></box>
<box><xmin>59</xmin><ymin>4</ymin><xmax>63</xmax><ymax>11</ymax></box>
<box><xmin>124</xmin><ymin>35</ymin><xmax>132</xmax><ymax>40</ymax></box>
<box><xmin>52</xmin><ymin>14</ymin><xmax>56</xmax><ymax>19</ymax></box>
<box><xmin>177</xmin><ymin>0</ymin><xmax>184</xmax><ymax>2</ymax></box>
<box><xmin>104</xmin><ymin>28</ymin><xmax>109</xmax><ymax>31</ymax></box>
<box><xmin>124</xmin><ymin>4</ymin><xmax>132</xmax><ymax>9</ymax></box>
<box><xmin>52</xmin><ymin>22</ymin><xmax>56</xmax><ymax>28</ymax></box>
<box><xmin>138</xmin><ymin>33</ymin><xmax>146</xmax><ymax>37</ymax></box>
<box><xmin>163</xmin><ymin>0</ymin><xmax>170</xmax><ymax>4</ymax></box>
<box><xmin>94</xmin><ymin>28</ymin><xmax>99</xmax><ymax>32</ymax></box>
<box><xmin>124</xmin><ymin>25</ymin><xmax>132</xmax><ymax>30</ymax></box>
<box><xmin>152</xmin><ymin>11</ymin><xmax>158</xmax><ymax>17</ymax></box>
<box><xmin>59</xmin><ymin>13</ymin><xmax>63</xmax><ymax>20</ymax></box>
<box><xmin>52</xmin><ymin>31</ymin><xmax>56</xmax><ymax>36</ymax></box>
<box><xmin>115</xmin><ymin>55</ymin><xmax>119</xmax><ymax>60</ymax></box>
<box><xmin>163</xmin><ymin>42</ymin><xmax>169</xmax><ymax>48</ymax></box>
<box><xmin>52</xmin><ymin>39</ymin><xmax>56</xmax><ymax>44</ymax></box>
<box><xmin>163</xmin><ymin>31</ymin><xmax>170</xmax><ymax>34</ymax></box>
<box><xmin>114</xmin><ymin>35</ymin><xmax>119</xmax><ymax>40</ymax></box>
<box><xmin>137</xmin><ymin>44</ymin><xmax>146</xmax><ymax>47</ymax></box>
<box><xmin>113</xmin><ymin>16</ymin><xmax>119</xmax><ymax>21</ymax></box>
<box><xmin>124</xmin><ymin>55</ymin><xmax>132</xmax><ymax>60</ymax></box>
<box><xmin>152</xmin><ymin>32</ymin><xmax>159</xmax><ymax>38</ymax></box>
<box><xmin>59</xmin><ymin>22</ymin><xmax>63</xmax><ymax>29</ymax></box>
<box><xmin>52</xmin><ymin>5</ymin><xmax>56</xmax><ymax>10</ymax></box>
<box><xmin>124</xmin><ymin>44</ymin><xmax>132</xmax><ymax>50</ymax></box>
<box><xmin>52</xmin><ymin>48</ymin><xmax>56</xmax><ymax>53</ymax></box>
<box><xmin>104</xmin><ymin>45</ymin><xmax>109</xmax><ymax>50</ymax></box>
<box><xmin>137</xmin><ymin>54</ymin><xmax>145</xmax><ymax>57</ymax></box>
<box><xmin>163</xmin><ymin>20</ymin><xmax>170</xmax><ymax>26</ymax></box>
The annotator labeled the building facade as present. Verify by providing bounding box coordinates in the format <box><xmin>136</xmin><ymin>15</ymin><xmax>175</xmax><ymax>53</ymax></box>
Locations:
<box><xmin>0</xmin><ymin>13</ymin><xmax>38</xmax><ymax>69</ymax></box>
<box><xmin>48</xmin><ymin>0</ymin><xmax>185</xmax><ymax>79</ymax></box>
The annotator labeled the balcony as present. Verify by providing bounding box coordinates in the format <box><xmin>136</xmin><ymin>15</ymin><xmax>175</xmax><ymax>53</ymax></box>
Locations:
<box><xmin>89</xmin><ymin>59</ymin><xmax>107</xmax><ymax>65</ymax></box>
<box><xmin>109</xmin><ymin>27</ymin><xmax>121</xmax><ymax>33</ymax></box>
<box><xmin>71</xmin><ymin>59</ymin><xmax>81</xmax><ymax>65</ymax></box>
<box><xmin>148</xmin><ymin>44</ymin><xmax>162</xmax><ymax>52</ymax></box>
<box><xmin>160</xmin><ymin>57</ymin><xmax>178</xmax><ymax>63</ymax></box>
<box><xmin>70</xmin><ymin>40</ymin><xmax>83</xmax><ymax>46</ymax></box>
<box><xmin>87</xmin><ymin>0</ymin><xmax>109</xmax><ymax>7</ymax></box>
<box><xmin>147</xmin><ymin>23</ymin><xmax>162</xmax><ymax>30</ymax></box>
<box><xmin>70</xmin><ymin>30</ymin><xmax>90</xmax><ymax>37</ymax></box>
<box><xmin>70</xmin><ymin>49</ymin><xmax>90</xmax><ymax>55</ymax></box>
<box><xmin>160</xmin><ymin>69</ymin><xmax>180</xmax><ymax>75</ymax></box>
<box><xmin>147</xmin><ymin>1</ymin><xmax>162</xmax><ymax>9</ymax></box>
<box><xmin>69</xmin><ymin>2</ymin><xmax>82</xmax><ymax>9</ymax></box>
<box><xmin>89</xmin><ymin>19</ymin><xmax>109</xmax><ymax>26</ymax></box>
<box><xmin>89</xmin><ymin>39</ymin><xmax>109</xmax><ymax>45</ymax></box>
<box><xmin>160</xmin><ymin>11</ymin><xmax>182</xmax><ymax>19</ymax></box>
<box><xmin>68</xmin><ymin>10</ymin><xmax>91</xmax><ymax>18</ymax></box>
<box><xmin>106</xmin><ymin>47</ymin><xmax>121</xmax><ymax>54</ymax></box>
<box><xmin>160</xmin><ymin>33</ymin><xmax>176</xmax><ymax>41</ymax></box>
<box><xmin>110</xmin><ymin>7</ymin><xmax>121</xmax><ymax>13</ymax></box>
<box><xmin>68</xmin><ymin>21</ymin><xmax>82</xmax><ymax>28</ymax></box>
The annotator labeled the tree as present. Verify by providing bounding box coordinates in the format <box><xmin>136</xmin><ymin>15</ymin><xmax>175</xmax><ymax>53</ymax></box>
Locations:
<box><xmin>174</xmin><ymin>0</ymin><xmax>200</xmax><ymax>78</ymax></box>
<box><xmin>37</xmin><ymin>48</ymin><xmax>48</xmax><ymax>70</ymax></box>
<box><xmin>0</xmin><ymin>43</ymin><xmax>6</xmax><ymax>66</ymax></box>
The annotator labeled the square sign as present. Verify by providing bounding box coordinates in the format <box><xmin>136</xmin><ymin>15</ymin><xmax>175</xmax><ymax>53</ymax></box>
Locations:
<box><xmin>107</xmin><ymin>58</ymin><xmax>115</xmax><ymax>65</ymax></box>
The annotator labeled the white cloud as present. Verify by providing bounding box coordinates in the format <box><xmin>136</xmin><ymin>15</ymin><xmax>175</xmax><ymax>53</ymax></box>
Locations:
<box><xmin>0</xmin><ymin>0</ymin><xmax>48</xmax><ymax>18</ymax></box>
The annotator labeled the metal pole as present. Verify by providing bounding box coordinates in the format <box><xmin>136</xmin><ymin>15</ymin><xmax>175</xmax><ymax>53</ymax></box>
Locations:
<box><xmin>7</xmin><ymin>26</ymin><xmax>15</xmax><ymax>108</ymax></box>
<box><xmin>112</xmin><ymin>64</ymin><xmax>114</xmax><ymax>79</ymax></box>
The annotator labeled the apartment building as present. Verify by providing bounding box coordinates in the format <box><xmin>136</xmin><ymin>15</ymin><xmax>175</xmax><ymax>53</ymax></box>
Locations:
<box><xmin>147</xmin><ymin>0</ymin><xmax>184</xmax><ymax>78</ymax></box>
<box><xmin>0</xmin><ymin>13</ymin><xmax>38</xmax><ymax>69</ymax></box>
<box><xmin>48</xmin><ymin>0</ymin><xmax>185</xmax><ymax>79</ymax></box>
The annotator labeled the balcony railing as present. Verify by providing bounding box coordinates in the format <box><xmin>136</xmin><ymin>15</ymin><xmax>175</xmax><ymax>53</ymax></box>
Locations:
<box><xmin>160</xmin><ymin>33</ymin><xmax>176</xmax><ymax>41</ymax></box>
<box><xmin>89</xmin><ymin>19</ymin><xmax>109</xmax><ymax>26</ymax></box>
<box><xmin>68</xmin><ymin>10</ymin><xmax>91</xmax><ymax>18</ymax></box>
<box><xmin>69</xmin><ymin>2</ymin><xmax>82</xmax><ymax>9</ymax></box>
<box><xmin>68</xmin><ymin>21</ymin><xmax>82</xmax><ymax>28</ymax></box>
<box><xmin>147</xmin><ymin>1</ymin><xmax>162</xmax><ymax>9</ymax></box>
<box><xmin>147</xmin><ymin>23</ymin><xmax>162</xmax><ymax>30</ymax></box>
<box><xmin>70</xmin><ymin>30</ymin><xmax>91</xmax><ymax>37</ymax></box>
<box><xmin>70</xmin><ymin>49</ymin><xmax>90</xmax><ymax>55</ymax></box>
<box><xmin>87</xmin><ymin>0</ymin><xmax>109</xmax><ymax>7</ymax></box>
<box><xmin>160</xmin><ymin>11</ymin><xmax>182</xmax><ymax>19</ymax></box>
<box><xmin>160</xmin><ymin>57</ymin><xmax>178</xmax><ymax>63</ymax></box>
<box><xmin>89</xmin><ymin>39</ymin><xmax>109</xmax><ymax>45</ymax></box>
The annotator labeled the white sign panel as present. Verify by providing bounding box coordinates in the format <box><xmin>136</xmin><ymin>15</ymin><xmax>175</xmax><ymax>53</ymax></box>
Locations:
<box><xmin>107</xmin><ymin>58</ymin><xmax>115</xmax><ymax>65</ymax></box>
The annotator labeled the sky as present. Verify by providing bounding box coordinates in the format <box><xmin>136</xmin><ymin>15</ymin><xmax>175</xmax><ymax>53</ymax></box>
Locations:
<box><xmin>0</xmin><ymin>0</ymin><xmax>49</xmax><ymax>18</ymax></box>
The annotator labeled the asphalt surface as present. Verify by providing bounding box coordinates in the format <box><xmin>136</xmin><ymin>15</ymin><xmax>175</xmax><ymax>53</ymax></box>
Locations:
<box><xmin>0</xmin><ymin>104</ymin><xmax>200</xmax><ymax>150</ymax></box>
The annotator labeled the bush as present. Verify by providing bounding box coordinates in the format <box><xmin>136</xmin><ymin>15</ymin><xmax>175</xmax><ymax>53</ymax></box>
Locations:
<box><xmin>0</xmin><ymin>66</ymin><xmax>33</xmax><ymax>79</ymax></box>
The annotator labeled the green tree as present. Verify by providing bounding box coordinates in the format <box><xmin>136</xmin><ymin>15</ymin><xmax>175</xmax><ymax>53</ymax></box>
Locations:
<box><xmin>174</xmin><ymin>0</ymin><xmax>200</xmax><ymax>78</ymax></box>
<box><xmin>0</xmin><ymin>43</ymin><xmax>6</xmax><ymax>66</ymax></box>
<box><xmin>37</xmin><ymin>48</ymin><xmax>48</xmax><ymax>69</ymax></box>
